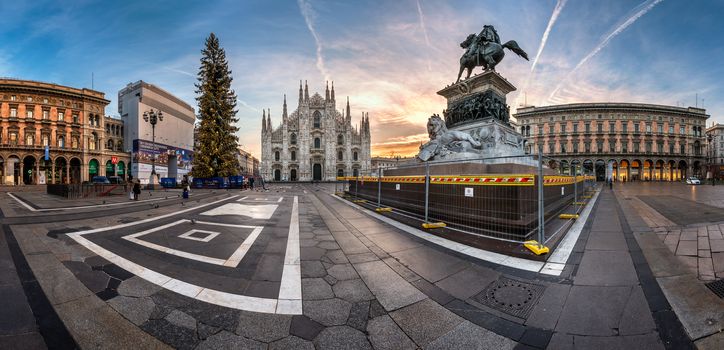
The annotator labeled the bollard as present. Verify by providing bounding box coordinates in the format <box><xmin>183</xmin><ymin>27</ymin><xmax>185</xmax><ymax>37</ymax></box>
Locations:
<box><xmin>424</xmin><ymin>162</ymin><xmax>430</xmax><ymax>223</ymax></box>
<box><xmin>377</xmin><ymin>167</ymin><xmax>382</xmax><ymax>208</ymax></box>
<box><xmin>574</xmin><ymin>167</ymin><xmax>578</xmax><ymax>210</ymax></box>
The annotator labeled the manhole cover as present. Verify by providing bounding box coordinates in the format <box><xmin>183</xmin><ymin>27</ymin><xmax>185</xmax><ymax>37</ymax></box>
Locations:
<box><xmin>705</xmin><ymin>279</ymin><xmax>724</xmax><ymax>299</ymax></box>
<box><xmin>472</xmin><ymin>276</ymin><xmax>545</xmax><ymax>319</ymax></box>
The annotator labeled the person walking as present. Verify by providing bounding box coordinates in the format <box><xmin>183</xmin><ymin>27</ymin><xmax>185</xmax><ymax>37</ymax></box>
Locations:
<box><xmin>249</xmin><ymin>176</ymin><xmax>255</xmax><ymax>191</ymax></box>
<box><xmin>133</xmin><ymin>180</ymin><xmax>141</xmax><ymax>201</ymax></box>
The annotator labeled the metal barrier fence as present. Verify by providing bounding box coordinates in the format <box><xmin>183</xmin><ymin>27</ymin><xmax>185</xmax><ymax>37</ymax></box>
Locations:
<box><xmin>338</xmin><ymin>155</ymin><xmax>594</xmax><ymax>244</ymax></box>
<box><xmin>47</xmin><ymin>183</ymin><xmax>130</xmax><ymax>199</ymax></box>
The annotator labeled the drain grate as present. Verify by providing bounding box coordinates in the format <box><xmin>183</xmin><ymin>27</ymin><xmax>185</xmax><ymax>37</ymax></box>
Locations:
<box><xmin>472</xmin><ymin>276</ymin><xmax>545</xmax><ymax>319</ymax></box>
<box><xmin>705</xmin><ymin>279</ymin><xmax>724</xmax><ymax>299</ymax></box>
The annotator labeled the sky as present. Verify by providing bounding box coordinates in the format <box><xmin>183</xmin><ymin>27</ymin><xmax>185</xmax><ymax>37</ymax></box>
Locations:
<box><xmin>1</xmin><ymin>0</ymin><xmax>723</xmax><ymax>157</ymax></box>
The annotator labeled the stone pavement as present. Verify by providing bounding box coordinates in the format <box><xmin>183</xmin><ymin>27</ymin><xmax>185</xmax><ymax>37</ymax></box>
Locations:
<box><xmin>0</xmin><ymin>182</ymin><xmax>717</xmax><ymax>349</ymax></box>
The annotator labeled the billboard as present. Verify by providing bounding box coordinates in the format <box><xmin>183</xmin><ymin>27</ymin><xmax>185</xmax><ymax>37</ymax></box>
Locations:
<box><xmin>132</xmin><ymin>139</ymin><xmax>193</xmax><ymax>175</ymax></box>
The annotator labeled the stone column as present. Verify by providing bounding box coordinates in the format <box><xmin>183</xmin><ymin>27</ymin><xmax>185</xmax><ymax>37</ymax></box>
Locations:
<box><xmin>19</xmin><ymin>163</ymin><xmax>23</xmax><ymax>186</ymax></box>
<box><xmin>51</xmin><ymin>163</ymin><xmax>56</xmax><ymax>184</ymax></box>
<box><xmin>66</xmin><ymin>163</ymin><xmax>70</xmax><ymax>184</ymax></box>
<box><xmin>35</xmin><ymin>163</ymin><xmax>39</xmax><ymax>185</ymax></box>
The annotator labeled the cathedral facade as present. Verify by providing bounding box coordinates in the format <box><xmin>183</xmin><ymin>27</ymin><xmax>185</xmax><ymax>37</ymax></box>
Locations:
<box><xmin>261</xmin><ymin>81</ymin><xmax>371</xmax><ymax>181</ymax></box>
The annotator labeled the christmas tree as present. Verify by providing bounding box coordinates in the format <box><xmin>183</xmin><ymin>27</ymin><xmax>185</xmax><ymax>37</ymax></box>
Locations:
<box><xmin>192</xmin><ymin>33</ymin><xmax>240</xmax><ymax>178</ymax></box>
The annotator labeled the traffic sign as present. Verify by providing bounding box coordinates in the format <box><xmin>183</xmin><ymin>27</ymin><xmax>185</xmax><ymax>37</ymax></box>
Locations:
<box><xmin>111</xmin><ymin>156</ymin><xmax>118</xmax><ymax>164</ymax></box>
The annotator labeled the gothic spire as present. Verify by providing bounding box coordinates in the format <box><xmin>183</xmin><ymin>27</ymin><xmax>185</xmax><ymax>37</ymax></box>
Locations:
<box><xmin>283</xmin><ymin>94</ymin><xmax>288</xmax><ymax>119</ymax></box>
<box><xmin>262</xmin><ymin>111</ymin><xmax>266</xmax><ymax>133</ymax></box>
<box><xmin>298</xmin><ymin>80</ymin><xmax>303</xmax><ymax>105</ymax></box>
<box><xmin>331</xmin><ymin>81</ymin><xmax>335</xmax><ymax>102</ymax></box>
<box><xmin>304</xmin><ymin>80</ymin><xmax>309</xmax><ymax>101</ymax></box>
<box><xmin>346</xmin><ymin>96</ymin><xmax>351</xmax><ymax>125</ymax></box>
<box><xmin>266</xmin><ymin>109</ymin><xmax>271</xmax><ymax>131</ymax></box>
<box><xmin>325</xmin><ymin>81</ymin><xmax>330</xmax><ymax>101</ymax></box>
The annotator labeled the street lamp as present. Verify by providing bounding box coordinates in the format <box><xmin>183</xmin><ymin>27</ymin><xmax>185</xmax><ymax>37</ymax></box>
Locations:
<box><xmin>143</xmin><ymin>109</ymin><xmax>163</xmax><ymax>184</ymax></box>
<box><xmin>707</xmin><ymin>133</ymin><xmax>713</xmax><ymax>184</ymax></box>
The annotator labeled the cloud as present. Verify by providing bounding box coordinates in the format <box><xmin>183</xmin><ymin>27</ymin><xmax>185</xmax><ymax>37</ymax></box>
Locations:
<box><xmin>547</xmin><ymin>0</ymin><xmax>664</xmax><ymax>102</ymax></box>
<box><xmin>297</xmin><ymin>0</ymin><xmax>330</xmax><ymax>82</ymax></box>
<box><xmin>416</xmin><ymin>0</ymin><xmax>433</xmax><ymax>71</ymax></box>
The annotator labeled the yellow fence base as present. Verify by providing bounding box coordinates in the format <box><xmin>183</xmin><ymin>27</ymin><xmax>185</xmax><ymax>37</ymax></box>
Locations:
<box><xmin>559</xmin><ymin>213</ymin><xmax>580</xmax><ymax>219</ymax></box>
<box><xmin>524</xmin><ymin>240</ymin><xmax>550</xmax><ymax>255</ymax></box>
<box><xmin>582</xmin><ymin>195</ymin><xmax>592</xmax><ymax>199</ymax></box>
<box><xmin>573</xmin><ymin>201</ymin><xmax>586</xmax><ymax>205</ymax></box>
<box><xmin>422</xmin><ymin>222</ymin><xmax>447</xmax><ymax>229</ymax></box>
<box><xmin>353</xmin><ymin>199</ymin><xmax>366</xmax><ymax>203</ymax></box>
<box><xmin>375</xmin><ymin>207</ymin><xmax>392</xmax><ymax>213</ymax></box>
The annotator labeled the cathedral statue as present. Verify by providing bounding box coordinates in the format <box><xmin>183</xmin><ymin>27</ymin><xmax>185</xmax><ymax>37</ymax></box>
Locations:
<box><xmin>456</xmin><ymin>25</ymin><xmax>529</xmax><ymax>82</ymax></box>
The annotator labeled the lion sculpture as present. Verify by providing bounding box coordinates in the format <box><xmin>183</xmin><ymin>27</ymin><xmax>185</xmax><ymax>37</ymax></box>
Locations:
<box><xmin>418</xmin><ymin>114</ymin><xmax>481</xmax><ymax>161</ymax></box>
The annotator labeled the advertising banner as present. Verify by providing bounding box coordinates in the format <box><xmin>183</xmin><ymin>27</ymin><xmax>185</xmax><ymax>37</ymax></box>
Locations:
<box><xmin>132</xmin><ymin>139</ymin><xmax>193</xmax><ymax>173</ymax></box>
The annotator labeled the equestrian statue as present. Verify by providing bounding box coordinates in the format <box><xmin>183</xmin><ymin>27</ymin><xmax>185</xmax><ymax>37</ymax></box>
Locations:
<box><xmin>456</xmin><ymin>25</ymin><xmax>529</xmax><ymax>82</ymax></box>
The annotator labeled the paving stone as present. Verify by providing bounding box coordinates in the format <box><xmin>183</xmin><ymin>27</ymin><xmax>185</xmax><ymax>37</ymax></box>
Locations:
<box><xmin>325</xmin><ymin>250</ymin><xmax>349</xmax><ymax>264</ymax></box>
<box><xmin>117</xmin><ymin>276</ymin><xmax>162</xmax><ymax>298</ymax></box>
<box><xmin>304</xmin><ymin>298</ymin><xmax>352</xmax><ymax>326</ymax></box>
<box><xmin>618</xmin><ymin>286</ymin><xmax>656</xmax><ymax>335</ymax></box>
<box><xmin>323</xmin><ymin>275</ymin><xmax>337</xmax><ymax>286</ymax></box>
<box><xmin>381</xmin><ymin>257</ymin><xmax>420</xmax><ymax>282</ymax></box>
<box><xmin>346</xmin><ymin>252</ymin><xmax>378</xmax><ymax>264</ymax></box>
<box><xmin>62</xmin><ymin>260</ymin><xmax>91</xmax><ymax>275</ymax></box>
<box><xmin>585</xmin><ymin>232</ymin><xmax>628</xmax><ymax>251</ymax></box>
<box><xmin>709</xmin><ymin>231</ymin><xmax>724</xmax><ymax>240</ymax></box>
<box><xmin>555</xmin><ymin>285</ymin><xmax>630</xmax><ymax>336</ymax></box>
<box><xmin>313</xmin><ymin>325</ymin><xmax>372</xmax><ymax>350</ymax></box>
<box><xmin>164</xmin><ymin>309</ymin><xmax>197</xmax><ymax>330</ymax></box>
<box><xmin>355</xmin><ymin>260</ymin><xmax>426</xmax><ymax>312</ymax></box>
<box><xmin>366</xmin><ymin>232</ymin><xmax>421</xmax><ymax>253</ymax></box>
<box><xmin>0</xmin><ymin>332</ymin><xmax>47</xmax><ymax>350</ymax></box>
<box><xmin>711</xmin><ymin>239</ymin><xmax>724</xmax><ymax>253</ymax></box>
<box><xmin>712</xmin><ymin>252</ymin><xmax>724</xmax><ymax>273</ymax></box>
<box><xmin>366</xmin><ymin>315</ymin><xmax>416</xmax><ymax>350</ymax></box>
<box><xmin>546</xmin><ymin>332</ymin><xmax>574</xmax><ymax>350</ymax></box>
<box><xmin>141</xmin><ymin>319</ymin><xmax>199</xmax><ymax>350</ymax></box>
<box><xmin>300</xmin><ymin>239</ymin><xmax>318</xmax><ymax>247</ymax></box>
<box><xmin>75</xmin><ymin>269</ymin><xmax>110</xmax><ymax>293</ymax></box>
<box><xmin>434</xmin><ymin>265</ymin><xmax>498</xmax><ymax>300</ymax></box>
<box><xmin>346</xmin><ymin>301</ymin><xmax>370</xmax><ymax>331</ymax></box>
<box><xmin>425</xmin><ymin>320</ymin><xmax>516</xmax><ymax>350</ymax></box>
<box><xmin>290</xmin><ymin>315</ymin><xmax>325</xmax><ymax>340</ymax></box>
<box><xmin>698</xmin><ymin>257</ymin><xmax>715</xmax><ymax>279</ymax></box>
<box><xmin>368</xmin><ymin>299</ymin><xmax>386</xmax><ymax>319</ymax></box>
<box><xmin>108</xmin><ymin>295</ymin><xmax>155</xmax><ymax>326</ymax></box>
<box><xmin>700</xmin><ymin>250</ymin><xmax>712</xmax><ymax>258</ymax></box>
<box><xmin>0</xmin><ymin>285</ymin><xmax>37</xmax><ymax>335</ymax></box>
<box><xmin>410</xmin><ymin>278</ymin><xmax>455</xmax><ymax>306</ymax></box>
<box><xmin>327</xmin><ymin>264</ymin><xmax>358</xmax><ymax>281</ymax></box>
<box><xmin>236</xmin><ymin>312</ymin><xmax>292</xmax><ymax>343</ymax></box>
<box><xmin>317</xmin><ymin>241</ymin><xmax>341</xmax><ymax>250</ymax></box>
<box><xmin>333</xmin><ymin>279</ymin><xmax>374</xmax><ymax>303</ymax></box>
<box><xmin>301</xmin><ymin>247</ymin><xmax>326</xmax><ymax>260</ymax></box>
<box><xmin>681</xmin><ymin>231</ymin><xmax>698</xmax><ymax>241</ymax></box>
<box><xmin>526</xmin><ymin>283</ymin><xmax>571</xmax><ymax>330</ymax></box>
<box><xmin>574</xmin><ymin>251</ymin><xmax>638</xmax><ymax>286</ymax></box>
<box><xmin>573</xmin><ymin>333</ymin><xmax>664</xmax><ymax>349</ymax></box>
<box><xmin>678</xmin><ymin>256</ymin><xmax>699</xmax><ymax>274</ymax></box>
<box><xmin>316</xmin><ymin>235</ymin><xmax>336</xmax><ymax>241</ymax></box>
<box><xmin>302</xmin><ymin>278</ymin><xmax>335</xmax><ymax>300</ymax></box>
<box><xmin>301</xmin><ymin>261</ymin><xmax>327</xmax><ymax>278</ymax></box>
<box><xmin>392</xmin><ymin>246</ymin><xmax>468</xmax><ymax>283</ymax></box>
<box><xmin>389</xmin><ymin>298</ymin><xmax>463</xmax><ymax>347</ymax></box>
<box><xmin>181</xmin><ymin>301</ymin><xmax>240</xmax><ymax>332</ymax></box>
<box><xmin>269</xmin><ymin>335</ymin><xmax>314</xmax><ymax>350</ymax></box>
<box><xmin>699</xmin><ymin>236</ymin><xmax>711</xmax><ymax>250</ymax></box>
<box><xmin>196</xmin><ymin>330</ymin><xmax>265</xmax><ymax>350</ymax></box>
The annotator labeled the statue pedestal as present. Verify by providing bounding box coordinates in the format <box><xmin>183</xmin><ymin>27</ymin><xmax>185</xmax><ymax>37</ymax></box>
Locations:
<box><xmin>438</xmin><ymin>70</ymin><xmax>516</xmax><ymax>105</ymax></box>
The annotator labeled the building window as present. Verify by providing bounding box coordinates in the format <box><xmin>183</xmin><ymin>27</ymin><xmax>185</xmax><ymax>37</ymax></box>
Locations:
<box><xmin>10</xmin><ymin>95</ymin><xmax>16</xmax><ymax>101</ymax></box>
<box><xmin>560</xmin><ymin>123</ymin><xmax>566</xmax><ymax>133</ymax></box>
<box><xmin>609</xmin><ymin>122</ymin><xmax>615</xmax><ymax>132</ymax></box>
<box><xmin>337</xmin><ymin>134</ymin><xmax>344</xmax><ymax>145</ymax></box>
<box><xmin>58</xmin><ymin>112</ymin><xmax>64</xmax><ymax>121</ymax></box>
<box><xmin>680</xmin><ymin>144</ymin><xmax>685</xmax><ymax>154</ymax></box>
<box><xmin>58</xmin><ymin>136</ymin><xmax>65</xmax><ymax>148</ymax></box>
<box><xmin>338</xmin><ymin>150</ymin><xmax>343</xmax><ymax>160</ymax></box>
<box><xmin>89</xmin><ymin>134</ymin><xmax>96</xmax><ymax>150</ymax></box>
<box><xmin>72</xmin><ymin>137</ymin><xmax>78</xmax><ymax>149</ymax></box>
<box><xmin>622</xmin><ymin>123</ymin><xmax>628</xmax><ymax>133</ymax></box>
<box><xmin>657</xmin><ymin>124</ymin><xmax>663</xmax><ymax>133</ymax></box>
<box><xmin>274</xmin><ymin>151</ymin><xmax>280</xmax><ymax>161</ymax></box>
<box><xmin>573</xmin><ymin>142</ymin><xmax>578</xmax><ymax>153</ymax></box>
<box><xmin>646</xmin><ymin>124</ymin><xmax>651</xmax><ymax>133</ymax></box>
<box><xmin>26</xmin><ymin>133</ymin><xmax>34</xmax><ymax>146</ymax></box>
<box><xmin>657</xmin><ymin>142</ymin><xmax>663</xmax><ymax>153</ymax></box>
<box><xmin>10</xmin><ymin>108</ymin><xmax>17</xmax><ymax>117</ymax></box>
<box><xmin>597</xmin><ymin>123</ymin><xmax>602</xmax><ymax>133</ymax></box>
<box><xmin>609</xmin><ymin>141</ymin><xmax>616</xmax><ymax>152</ymax></box>
<box><xmin>635</xmin><ymin>123</ymin><xmax>640</xmax><ymax>133</ymax></box>
<box><xmin>634</xmin><ymin>142</ymin><xmax>640</xmax><ymax>153</ymax></box>
<box><xmin>549</xmin><ymin>125</ymin><xmax>554</xmax><ymax>134</ymax></box>
<box><xmin>669</xmin><ymin>144</ymin><xmax>674</xmax><ymax>154</ymax></box>
<box><xmin>597</xmin><ymin>141</ymin><xmax>603</xmax><ymax>153</ymax></box>
<box><xmin>585</xmin><ymin>123</ymin><xmax>590</xmax><ymax>133</ymax></box>
<box><xmin>26</xmin><ymin>109</ymin><xmax>33</xmax><ymax>118</ymax></box>
<box><xmin>680</xmin><ymin>126</ymin><xmax>685</xmax><ymax>134</ymax></box>
<box><xmin>73</xmin><ymin>114</ymin><xmax>79</xmax><ymax>123</ymax></box>
<box><xmin>669</xmin><ymin>126</ymin><xmax>673</xmax><ymax>134</ymax></box>
<box><xmin>9</xmin><ymin>132</ymin><xmax>17</xmax><ymax>145</ymax></box>
<box><xmin>585</xmin><ymin>142</ymin><xmax>591</xmax><ymax>153</ymax></box>
<box><xmin>622</xmin><ymin>142</ymin><xmax>628</xmax><ymax>153</ymax></box>
<box><xmin>646</xmin><ymin>142</ymin><xmax>652</xmax><ymax>153</ymax></box>
<box><xmin>313</xmin><ymin>111</ymin><xmax>321</xmax><ymax>128</ymax></box>
<box><xmin>291</xmin><ymin>151</ymin><xmax>296</xmax><ymax>161</ymax></box>
<box><xmin>353</xmin><ymin>151</ymin><xmax>358</xmax><ymax>161</ymax></box>
<box><xmin>42</xmin><ymin>134</ymin><xmax>49</xmax><ymax>146</ymax></box>
<box><xmin>290</xmin><ymin>133</ymin><xmax>297</xmax><ymax>145</ymax></box>
<box><xmin>42</xmin><ymin>110</ymin><xmax>49</xmax><ymax>119</ymax></box>
<box><xmin>561</xmin><ymin>143</ymin><xmax>567</xmax><ymax>153</ymax></box>
<box><xmin>314</xmin><ymin>137</ymin><xmax>321</xmax><ymax>148</ymax></box>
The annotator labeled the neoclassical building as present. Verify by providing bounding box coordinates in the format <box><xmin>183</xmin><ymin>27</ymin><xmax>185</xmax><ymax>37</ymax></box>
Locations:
<box><xmin>514</xmin><ymin>103</ymin><xmax>709</xmax><ymax>181</ymax></box>
<box><xmin>0</xmin><ymin>78</ymin><xmax>130</xmax><ymax>185</ymax></box>
<box><xmin>261</xmin><ymin>81</ymin><xmax>371</xmax><ymax>181</ymax></box>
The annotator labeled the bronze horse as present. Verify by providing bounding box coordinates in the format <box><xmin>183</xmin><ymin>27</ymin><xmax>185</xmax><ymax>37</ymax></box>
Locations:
<box><xmin>456</xmin><ymin>30</ymin><xmax>529</xmax><ymax>82</ymax></box>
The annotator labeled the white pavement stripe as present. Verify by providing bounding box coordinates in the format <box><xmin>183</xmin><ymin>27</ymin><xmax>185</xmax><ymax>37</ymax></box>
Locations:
<box><xmin>200</xmin><ymin>203</ymin><xmax>278</xmax><ymax>219</ymax></box>
<box><xmin>277</xmin><ymin>196</ymin><xmax>302</xmax><ymax>307</ymax></box>
<box><xmin>7</xmin><ymin>192</ymin><xmax>172</xmax><ymax>212</ymax></box>
<box><xmin>544</xmin><ymin>188</ymin><xmax>601</xmax><ymax>267</ymax></box>
<box><xmin>224</xmin><ymin>227</ymin><xmax>264</xmax><ymax>267</ymax></box>
<box><xmin>66</xmin><ymin>193</ymin><xmax>302</xmax><ymax>314</ymax></box>
<box><xmin>278</xmin><ymin>197</ymin><xmax>284</xmax><ymax>203</ymax></box>
<box><xmin>237</xmin><ymin>196</ymin><xmax>249</xmax><ymax>202</ymax></box>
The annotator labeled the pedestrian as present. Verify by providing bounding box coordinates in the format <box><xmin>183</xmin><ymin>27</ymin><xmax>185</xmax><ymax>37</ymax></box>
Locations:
<box><xmin>249</xmin><ymin>176</ymin><xmax>255</xmax><ymax>190</ymax></box>
<box><xmin>133</xmin><ymin>180</ymin><xmax>141</xmax><ymax>200</ymax></box>
<box><xmin>608</xmin><ymin>179</ymin><xmax>613</xmax><ymax>190</ymax></box>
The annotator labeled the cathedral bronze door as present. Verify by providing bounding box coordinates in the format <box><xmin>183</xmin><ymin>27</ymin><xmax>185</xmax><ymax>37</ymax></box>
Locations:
<box><xmin>313</xmin><ymin>164</ymin><xmax>322</xmax><ymax>181</ymax></box>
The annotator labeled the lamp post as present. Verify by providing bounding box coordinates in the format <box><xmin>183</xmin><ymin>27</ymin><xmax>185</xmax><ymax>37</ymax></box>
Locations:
<box><xmin>707</xmin><ymin>133</ymin><xmax>713</xmax><ymax>184</ymax></box>
<box><xmin>143</xmin><ymin>109</ymin><xmax>163</xmax><ymax>185</ymax></box>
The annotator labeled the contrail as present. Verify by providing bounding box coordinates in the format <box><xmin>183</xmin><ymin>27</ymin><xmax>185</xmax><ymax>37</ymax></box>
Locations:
<box><xmin>416</xmin><ymin>0</ymin><xmax>432</xmax><ymax>71</ymax></box>
<box><xmin>297</xmin><ymin>0</ymin><xmax>330</xmax><ymax>82</ymax></box>
<box><xmin>516</xmin><ymin>0</ymin><xmax>567</xmax><ymax>107</ymax></box>
<box><xmin>547</xmin><ymin>0</ymin><xmax>663</xmax><ymax>102</ymax></box>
